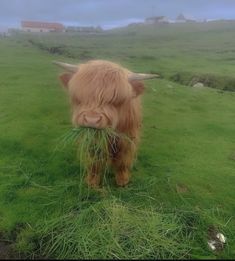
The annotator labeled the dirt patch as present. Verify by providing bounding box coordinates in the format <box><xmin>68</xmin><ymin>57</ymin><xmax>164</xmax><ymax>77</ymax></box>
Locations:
<box><xmin>176</xmin><ymin>183</ymin><xmax>189</xmax><ymax>194</ymax></box>
<box><xmin>229</xmin><ymin>151</ymin><xmax>235</xmax><ymax>161</ymax></box>
<box><xmin>28</xmin><ymin>39</ymin><xmax>76</xmax><ymax>58</ymax></box>
<box><xmin>0</xmin><ymin>237</ymin><xmax>19</xmax><ymax>260</ymax></box>
<box><xmin>0</xmin><ymin>224</ymin><xmax>27</xmax><ymax>259</ymax></box>
<box><xmin>27</xmin><ymin>39</ymin><xmax>95</xmax><ymax>61</ymax></box>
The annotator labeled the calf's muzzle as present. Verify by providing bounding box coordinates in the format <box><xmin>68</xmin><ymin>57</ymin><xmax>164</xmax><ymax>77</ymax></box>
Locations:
<box><xmin>78</xmin><ymin>111</ymin><xmax>105</xmax><ymax>129</ymax></box>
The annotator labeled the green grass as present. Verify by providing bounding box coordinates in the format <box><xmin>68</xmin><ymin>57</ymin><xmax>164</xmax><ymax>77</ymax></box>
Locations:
<box><xmin>16</xmin><ymin>20</ymin><xmax>235</xmax><ymax>90</ymax></box>
<box><xmin>36</xmin><ymin>199</ymin><xmax>190</xmax><ymax>259</ymax></box>
<box><xmin>0</xmin><ymin>22</ymin><xmax>235</xmax><ymax>259</ymax></box>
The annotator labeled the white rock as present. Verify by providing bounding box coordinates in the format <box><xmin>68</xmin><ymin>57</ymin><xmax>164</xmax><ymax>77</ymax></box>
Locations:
<box><xmin>193</xmin><ymin>82</ymin><xmax>204</xmax><ymax>88</ymax></box>
<box><xmin>216</xmin><ymin>233</ymin><xmax>226</xmax><ymax>243</ymax></box>
<box><xmin>208</xmin><ymin>240</ymin><xmax>216</xmax><ymax>250</ymax></box>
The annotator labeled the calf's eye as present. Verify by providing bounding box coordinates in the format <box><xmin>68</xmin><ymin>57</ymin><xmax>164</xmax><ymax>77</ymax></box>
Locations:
<box><xmin>72</xmin><ymin>97</ymin><xmax>81</xmax><ymax>105</ymax></box>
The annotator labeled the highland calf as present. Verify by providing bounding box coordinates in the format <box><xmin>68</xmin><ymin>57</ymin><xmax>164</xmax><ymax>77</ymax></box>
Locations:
<box><xmin>54</xmin><ymin>60</ymin><xmax>158</xmax><ymax>187</ymax></box>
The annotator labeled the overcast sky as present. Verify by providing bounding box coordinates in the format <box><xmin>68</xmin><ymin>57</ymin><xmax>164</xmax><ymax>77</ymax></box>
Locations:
<box><xmin>1</xmin><ymin>0</ymin><xmax>235</xmax><ymax>29</ymax></box>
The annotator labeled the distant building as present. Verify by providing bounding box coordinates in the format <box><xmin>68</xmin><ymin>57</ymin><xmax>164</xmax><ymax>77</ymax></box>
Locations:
<box><xmin>176</xmin><ymin>14</ymin><xmax>196</xmax><ymax>23</ymax></box>
<box><xmin>0</xmin><ymin>32</ymin><xmax>10</xmax><ymax>37</ymax></box>
<box><xmin>0</xmin><ymin>27</ymin><xmax>10</xmax><ymax>37</ymax></box>
<box><xmin>145</xmin><ymin>16</ymin><xmax>169</xmax><ymax>24</ymax></box>
<box><xmin>65</xmin><ymin>26</ymin><xmax>103</xmax><ymax>33</ymax></box>
<box><xmin>127</xmin><ymin>22</ymin><xmax>144</xmax><ymax>27</ymax></box>
<box><xmin>7</xmin><ymin>28</ymin><xmax>22</xmax><ymax>35</ymax></box>
<box><xmin>21</xmin><ymin>21</ymin><xmax>65</xmax><ymax>32</ymax></box>
<box><xmin>176</xmin><ymin>14</ymin><xmax>187</xmax><ymax>23</ymax></box>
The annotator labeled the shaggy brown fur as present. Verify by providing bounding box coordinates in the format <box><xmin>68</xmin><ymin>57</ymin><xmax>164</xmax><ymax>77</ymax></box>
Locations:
<box><xmin>59</xmin><ymin>60</ymin><xmax>145</xmax><ymax>187</ymax></box>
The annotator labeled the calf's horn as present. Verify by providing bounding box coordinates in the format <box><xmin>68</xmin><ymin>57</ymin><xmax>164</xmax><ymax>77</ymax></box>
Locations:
<box><xmin>128</xmin><ymin>73</ymin><xmax>159</xmax><ymax>81</ymax></box>
<box><xmin>53</xmin><ymin>61</ymin><xmax>159</xmax><ymax>80</ymax></box>
<box><xmin>52</xmin><ymin>61</ymin><xmax>78</xmax><ymax>73</ymax></box>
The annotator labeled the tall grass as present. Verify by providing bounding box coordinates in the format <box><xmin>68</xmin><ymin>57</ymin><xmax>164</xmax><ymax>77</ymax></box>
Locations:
<box><xmin>36</xmin><ymin>128</ymin><xmax>192</xmax><ymax>259</ymax></box>
<box><xmin>36</xmin><ymin>199</ymin><xmax>190</xmax><ymax>259</ymax></box>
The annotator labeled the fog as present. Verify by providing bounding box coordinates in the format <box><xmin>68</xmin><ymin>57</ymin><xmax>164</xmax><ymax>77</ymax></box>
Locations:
<box><xmin>1</xmin><ymin>0</ymin><xmax>235</xmax><ymax>29</ymax></box>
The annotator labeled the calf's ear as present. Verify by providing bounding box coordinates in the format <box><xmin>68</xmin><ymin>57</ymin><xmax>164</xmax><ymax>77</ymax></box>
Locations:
<box><xmin>129</xmin><ymin>80</ymin><xmax>145</xmax><ymax>98</ymax></box>
<box><xmin>59</xmin><ymin>73</ymin><xmax>73</xmax><ymax>89</ymax></box>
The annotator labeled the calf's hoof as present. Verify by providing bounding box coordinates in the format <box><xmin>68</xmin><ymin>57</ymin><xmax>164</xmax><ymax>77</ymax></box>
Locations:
<box><xmin>86</xmin><ymin>173</ymin><xmax>101</xmax><ymax>188</ymax></box>
<box><xmin>115</xmin><ymin>171</ymin><xmax>130</xmax><ymax>187</ymax></box>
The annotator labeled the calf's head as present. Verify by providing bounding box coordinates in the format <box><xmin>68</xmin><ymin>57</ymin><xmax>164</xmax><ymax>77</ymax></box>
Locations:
<box><xmin>55</xmin><ymin>60</ymin><xmax>158</xmax><ymax>129</ymax></box>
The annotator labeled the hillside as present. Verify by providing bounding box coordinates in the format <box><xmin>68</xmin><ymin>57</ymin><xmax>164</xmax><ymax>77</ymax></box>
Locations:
<box><xmin>0</xmin><ymin>22</ymin><xmax>235</xmax><ymax>258</ymax></box>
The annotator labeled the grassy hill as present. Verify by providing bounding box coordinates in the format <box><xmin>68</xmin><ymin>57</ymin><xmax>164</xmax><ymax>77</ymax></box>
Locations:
<box><xmin>0</xmin><ymin>22</ymin><xmax>235</xmax><ymax>259</ymax></box>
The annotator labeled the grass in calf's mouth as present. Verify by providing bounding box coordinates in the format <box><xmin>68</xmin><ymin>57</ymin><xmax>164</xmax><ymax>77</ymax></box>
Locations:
<box><xmin>57</xmin><ymin>127</ymin><xmax>134</xmax><ymax>186</ymax></box>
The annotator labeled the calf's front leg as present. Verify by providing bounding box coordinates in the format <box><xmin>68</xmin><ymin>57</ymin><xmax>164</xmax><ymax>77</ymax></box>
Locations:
<box><xmin>85</xmin><ymin>162</ymin><xmax>101</xmax><ymax>188</ymax></box>
<box><xmin>112</xmin><ymin>140</ymin><xmax>136</xmax><ymax>187</ymax></box>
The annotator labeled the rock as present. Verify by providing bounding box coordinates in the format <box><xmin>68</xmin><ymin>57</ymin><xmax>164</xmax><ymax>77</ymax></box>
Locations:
<box><xmin>207</xmin><ymin>226</ymin><xmax>226</xmax><ymax>252</ymax></box>
<box><xmin>193</xmin><ymin>82</ymin><xmax>204</xmax><ymax>88</ymax></box>
<box><xmin>216</xmin><ymin>233</ymin><xmax>226</xmax><ymax>243</ymax></box>
<box><xmin>208</xmin><ymin>240</ymin><xmax>216</xmax><ymax>250</ymax></box>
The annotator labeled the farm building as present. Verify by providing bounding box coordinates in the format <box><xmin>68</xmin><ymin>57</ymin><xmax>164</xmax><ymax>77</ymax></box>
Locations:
<box><xmin>0</xmin><ymin>27</ymin><xmax>10</xmax><ymax>37</ymax></box>
<box><xmin>21</xmin><ymin>21</ymin><xmax>65</xmax><ymax>33</ymax></box>
<box><xmin>145</xmin><ymin>16</ymin><xmax>169</xmax><ymax>24</ymax></box>
<box><xmin>65</xmin><ymin>26</ymin><xmax>103</xmax><ymax>33</ymax></box>
<box><xmin>176</xmin><ymin>14</ymin><xmax>196</xmax><ymax>23</ymax></box>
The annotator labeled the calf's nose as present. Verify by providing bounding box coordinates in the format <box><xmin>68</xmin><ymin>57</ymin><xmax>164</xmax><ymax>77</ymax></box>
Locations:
<box><xmin>83</xmin><ymin>114</ymin><xmax>102</xmax><ymax>128</ymax></box>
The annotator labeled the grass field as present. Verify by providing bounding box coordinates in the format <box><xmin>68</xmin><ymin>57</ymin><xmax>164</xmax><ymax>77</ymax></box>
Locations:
<box><xmin>0</xmin><ymin>21</ymin><xmax>235</xmax><ymax>259</ymax></box>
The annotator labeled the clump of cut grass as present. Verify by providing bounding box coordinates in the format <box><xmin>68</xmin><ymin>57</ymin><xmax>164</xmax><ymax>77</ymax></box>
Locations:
<box><xmin>36</xmin><ymin>199</ymin><xmax>191</xmax><ymax>259</ymax></box>
<box><xmin>57</xmin><ymin>127</ymin><xmax>134</xmax><ymax>186</ymax></box>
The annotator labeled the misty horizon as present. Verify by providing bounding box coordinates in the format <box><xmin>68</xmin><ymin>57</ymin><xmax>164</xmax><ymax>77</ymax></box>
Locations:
<box><xmin>1</xmin><ymin>0</ymin><xmax>235</xmax><ymax>30</ymax></box>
